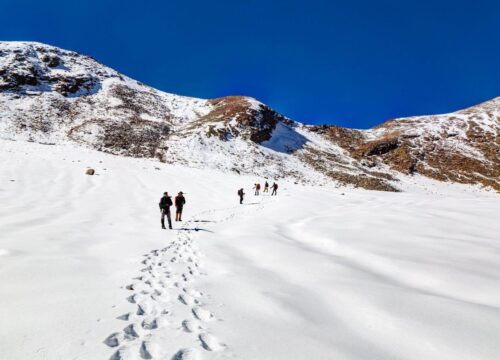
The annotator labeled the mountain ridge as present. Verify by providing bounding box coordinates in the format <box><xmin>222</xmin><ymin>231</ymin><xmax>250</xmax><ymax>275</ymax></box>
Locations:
<box><xmin>1</xmin><ymin>41</ymin><xmax>498</xmax><ymax>191</ymax></box>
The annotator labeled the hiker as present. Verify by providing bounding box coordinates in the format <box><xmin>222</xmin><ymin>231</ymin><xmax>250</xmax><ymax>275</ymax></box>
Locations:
<box><xmin>264</xmin><ymin>181</ymin><xmax>269</xmax><ymax>193</ymax></box>
<box><xmin>159</xmin><ymin>192</ymin><xmax>173</xmax><ymax>229</ymax></box>
<box><xmin>254</xmin><ymin>183</ymin><xmax>261</xmax><ymax>196</ymax></box>
<box><xmin>175</xmin><ymin>191</ymin><xmax>186</xmax><ymax>221</ymax></box>
<box><xmin>238</xmin><ymin>188</ymin><xmax>245</xmax><ymax>204</ymax></box>
<box><xmin>271</xmin><ymin>182</ymin><xmax>278</xmax><ymax>196</ymax></box>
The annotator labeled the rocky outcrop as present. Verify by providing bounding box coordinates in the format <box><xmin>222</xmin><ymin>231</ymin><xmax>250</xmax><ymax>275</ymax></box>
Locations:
<box><xmin>183</xmin><ymin>96</ymin><xmax>285</xmax><ymax>143</ymax></box>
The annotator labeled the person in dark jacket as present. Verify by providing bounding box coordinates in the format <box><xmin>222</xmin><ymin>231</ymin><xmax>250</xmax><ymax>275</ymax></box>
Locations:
<box><xmin>175</xmin><ymin>191</ymin><xmax>186</xmax><ymax>221</ymax></box>
<box><xmin>238</xmin><ymin>188</ymin><xmax>245</xmax><ymax>204</ymax></box>
<box><xmin>159</xmin><ymin>192</ymin><xmax>173</xmax><ymax>229</ymax></box>
<box><xmin>271</xmin><ymin>182</ymin><xmax>278</xmax><ymax>196</ymax></box>
<box><xmin>264</xmin><ymin>181</ymin><xmax>269</xmax><ymax>193</ymax></box>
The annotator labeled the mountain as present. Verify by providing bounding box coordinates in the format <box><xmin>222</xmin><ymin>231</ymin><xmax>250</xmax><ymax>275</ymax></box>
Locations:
<box><xmin>1</xmin><ymin>41</ymin><xmax>498</xmax><ymax>191</ymax></box>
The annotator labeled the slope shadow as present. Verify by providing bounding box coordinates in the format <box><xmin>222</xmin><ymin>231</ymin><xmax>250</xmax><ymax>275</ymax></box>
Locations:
<box><xmin>260</xmin><ymin>122</ymin><xmax>308</xmax><ymax>154</ymax></box>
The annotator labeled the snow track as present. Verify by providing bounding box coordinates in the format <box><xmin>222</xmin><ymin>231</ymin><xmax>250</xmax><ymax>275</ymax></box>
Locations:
<box><xmin>105</xmin><ymin>202</ymin><xmax>265</xmax><ymax>359</ymax></box>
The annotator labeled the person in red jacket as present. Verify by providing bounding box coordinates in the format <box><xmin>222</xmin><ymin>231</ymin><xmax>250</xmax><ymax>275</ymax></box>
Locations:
<box><xmin>175</xmin><ymin>191</ymin><xmax>186</xmax><ymax>221</ymax></box>
<box><xmin>254</xmin><ymin>183</ymin><xmax>261</xmax><ymax>196</ymax></box>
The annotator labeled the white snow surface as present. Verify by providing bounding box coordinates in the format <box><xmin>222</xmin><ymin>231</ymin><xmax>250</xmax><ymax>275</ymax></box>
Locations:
<box><xmin>1</xmin><ymin>139</ymin><xmax>499</xmax><ymax>360</ymax></box>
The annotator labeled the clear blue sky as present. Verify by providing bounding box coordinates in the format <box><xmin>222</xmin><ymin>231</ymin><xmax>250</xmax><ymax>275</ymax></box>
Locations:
<box><xmin>1</xmin><ymin>0</ymin><xmax>499</xmax><ymax>128</ymax></box>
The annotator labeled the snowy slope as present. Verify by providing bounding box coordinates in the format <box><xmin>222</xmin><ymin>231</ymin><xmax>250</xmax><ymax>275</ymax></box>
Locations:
<box><xmin>1</xmin><ymin>41</ymin><xmax>498</xmax><ymax>192</ymax></box>
<box><xmin>1</xmin><ymin>139</ymin><xmax>499</xmax><ymax>360</ymax></box>
<box><xmin>0</xmin><ymin>42</ymin><xmax>212</xmax><ymax>150</ymax></box>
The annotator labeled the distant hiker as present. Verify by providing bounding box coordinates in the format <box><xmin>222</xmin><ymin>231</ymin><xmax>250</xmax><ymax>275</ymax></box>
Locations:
<box><xmin>159</xmin><ymin>192</ymin><xmax>173</xmax><ymax>229</ymax></box>
<box><xmin>264</xmin><ymin>181</ymin><xmax>269</xmax><ymax>193</ymax></box>
<box><xmin>271</xmin><ymin>182</ymin><xmax>278</xmax><ymax>196</ymax></box>
<box><xmin>254</xmin><ymin>183</ymin><xmax>261</xmax><ymax>196</ymax></box>
<box><xmin>175</xmin><ymin>192</ymin><xmax>186</xmax><ymax>221</ymax></box>
<box><xmin>238</xmin><ymin>188</ymin><xmax>245</xmax><ymax>204</ymax></box>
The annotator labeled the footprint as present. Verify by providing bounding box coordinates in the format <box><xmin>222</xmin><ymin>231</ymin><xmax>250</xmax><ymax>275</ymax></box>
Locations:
<box><xmin>178</xmin><ymin>293</ymin><xmax>197</xmax><ymax>306</ymax></box>
<box><xmin>123</xmin><ymin>323</ymin><xmax>144</xmax><ymax>339</ymax></box>
<box><xmin>140</xmin><ymin>340</ymin><xmax>160</xmax><ymax>359</ymax></box>
<box><xmin>192</xmin><ymin>306</ymin><xmax>214</xmax><ymax>322</ymax></box>
<box><xmin>150</xmin><ymin>270</ymin><xmax>161</xmax><ymax>278</ymax></box>
<box><xmin>182</xmin><ymin>319</ymin><xmax>202</xmax><ymax>333</ymax></box>
<box><xmin>137</xmin><ymin>305</ymin><xmax>145</xmax><ymax>316</ymax></box>
<box><xmin>141</xmin><ymin>318</ymin><xmax>158</xmax><ymax>330</ymax></box>
<box><xmin>110</xmin><ymin>345</ymin><xmax>137</xmax><ymax>360</ymax></box>
<box><xmin>150</xmin><ymin>291</ymin><xmax>164</xmax><ymax>301</ymax></box>
<box><xmin>199</xmin><ymin>333</ymin><xmax>224</xmax><ymax>351</ymax></box>
<box><xmin>104</xmin><ymin>332</ymin><xmax>122</xmax><ymax>347</ymax></box>
<box><xmin>183</xmin><ymin>288</ymin><xmax>202</xmax><ymax>298</ymax></box>
<box><xmin>136</xmin><ymin>300</ymin><xmax>154</xmax><ymax>315</ymax></box>
<box><xmin>117</xmin><ymin>313</ymin><xmax>130</xmax><ymax>321</ymax></box>
<box><xmin>173</xmin><ymin>348</ymin><xmax>199</xmax><ymax>360</ymax></box>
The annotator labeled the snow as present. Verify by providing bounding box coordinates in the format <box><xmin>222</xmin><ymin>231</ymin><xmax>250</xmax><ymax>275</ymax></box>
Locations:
<box><xmin>261</xmin><ymin>122</ymin><xmax>308</xmax><ymax>153</ymax></box>
<box><xmin>1</xmin><ymin>139</ymin><xmax>499</xmax><ymax>360</ymax></box>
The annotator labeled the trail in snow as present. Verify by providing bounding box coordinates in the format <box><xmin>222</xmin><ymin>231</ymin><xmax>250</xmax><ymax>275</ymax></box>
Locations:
<box><xmin>105</xmin><ymin>199</ymin><xmax>267</xmax><ymax>359</ymax></box>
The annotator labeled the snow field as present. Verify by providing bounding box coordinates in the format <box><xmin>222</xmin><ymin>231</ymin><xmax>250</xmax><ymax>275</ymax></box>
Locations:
<box><xmin>0</xmin><ymin>139</ymin><xmax>499</xmax><ymax>360</ymax></box>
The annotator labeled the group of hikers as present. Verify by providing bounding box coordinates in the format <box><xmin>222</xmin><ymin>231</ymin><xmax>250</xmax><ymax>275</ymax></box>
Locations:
<box><xmin>159</xmin><ymin>181</ymin><xmax>279</xmax><ymax>229</ymax></box>
<box><xmin>158</xmin><ymin>191</ymin><xmax>186</xmax><ymax>229</ymax></box>
<box><xmin>238</xmin><ymin>181</ymin><xmax>278</xmax><ymax>204</ymax></box>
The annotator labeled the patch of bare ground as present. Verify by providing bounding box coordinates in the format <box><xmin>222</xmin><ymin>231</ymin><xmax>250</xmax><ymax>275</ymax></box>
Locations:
<box><xmin>307</xmin><ymin>125</ymin><xmax>364</xmax><ymax>150</ymax></box>
<box><xmin>68</xmin><ymin>118</ymin><xmax>170</xmax><ymax>160</ymax></box>
<box><xmin>352</xmin><ymin>135</ymin><xmax>419</xmax><ymax>175</ymax></box>
<box><xmin>185</xmin><ymin>96</ymin><xmax>284</xmax><ymax>143</ymax></box>
<box><xmin>299</xmin><ymin>147</ymin><xmax>399</xmax><ymax>192</ymax></box>
<box><xmin>417</xmin><ymin>149</ymin><xmax>499</xmax><ymax>191</ymax></box>
<box><xmin>326</xmin><ymin>171</ymin><xmax>400</xmax><ymax>192</ymax></box>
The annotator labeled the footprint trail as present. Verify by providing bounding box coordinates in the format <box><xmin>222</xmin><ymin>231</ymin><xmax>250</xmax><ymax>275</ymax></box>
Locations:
<box><xmin>102</xmin><ymin>201</ymin><xmax>268</xmax><ymax>359</ymax></box>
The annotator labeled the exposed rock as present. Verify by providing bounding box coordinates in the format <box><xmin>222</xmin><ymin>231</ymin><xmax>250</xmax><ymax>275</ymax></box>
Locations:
<box><xmin>188</xmin><ymin>96</ymin><xmax>284</xmax><ymax>143</ymax></box>
<box><xmin>85</xmin><ymin>168</ymin><xmax>95</xmax><ymax>175</ymax></box>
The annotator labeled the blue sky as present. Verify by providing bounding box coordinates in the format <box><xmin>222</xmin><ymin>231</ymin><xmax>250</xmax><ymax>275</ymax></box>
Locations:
<box><xmin>1</xmin><ymin>0</ymin><xmax>498</xmax><ymax>128</ymax></box>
